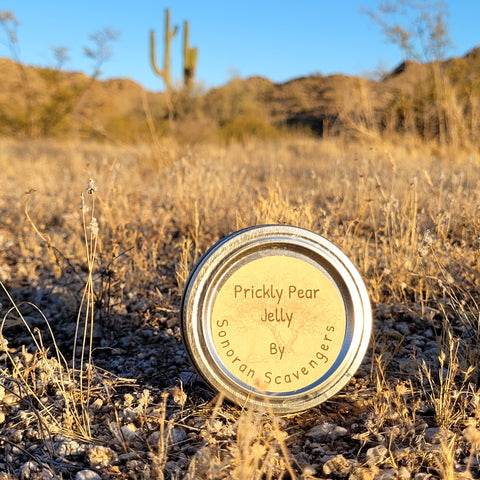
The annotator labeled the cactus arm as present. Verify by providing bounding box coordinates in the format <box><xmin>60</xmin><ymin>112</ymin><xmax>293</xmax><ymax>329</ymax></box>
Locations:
<box><xmin>149</xmin><ymin>9</ymin><xmax>178</xmax><ymax>90</ymax></box>
<box><xmin>183</xmin><ymin>20</ymin><xmax>197</xmax><ymax>88</ymax></box>
<box><xmin>149</xmin><ymin>30</ymin><xmax>164</xmax><ymax>78</ymax></box>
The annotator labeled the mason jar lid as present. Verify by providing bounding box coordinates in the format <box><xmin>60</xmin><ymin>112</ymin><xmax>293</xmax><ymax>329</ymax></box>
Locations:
<box><xmin>180</xmin><ymin>225</ymin><xmax>371</xmax><ymax>414</ymax></box>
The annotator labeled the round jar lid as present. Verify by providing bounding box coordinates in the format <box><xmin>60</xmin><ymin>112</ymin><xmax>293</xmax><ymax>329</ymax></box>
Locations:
<box><xmin>180</xmin><ymin>225</ymin><xmax>371</xmax><ymax>414</ymax></box>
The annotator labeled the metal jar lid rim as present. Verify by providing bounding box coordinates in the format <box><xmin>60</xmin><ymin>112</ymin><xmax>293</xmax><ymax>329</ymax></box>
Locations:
<box><xmin>180</xmin><ymin>225</ymin><xmax>372</xmax><ymax>414</ymax></box>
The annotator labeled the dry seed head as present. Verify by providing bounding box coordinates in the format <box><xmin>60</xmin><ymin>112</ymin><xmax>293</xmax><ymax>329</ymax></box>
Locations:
<box><xmin>87</xmin><ymin>178</ymin><xmax>97</xmax><ymax>195</ymax></box>
<box><xmin>170</xmin><ymin>385</ymin><xmax>187</xmax><ymax>406</ymax></box>
<box><xmin>88</xmin><ymin>217</ymin><xmax>99</xmax><ymax>237</ymax></box>
<box><xmin>438</xmin><ymin>351</ymin><xmax>446</xmax><ymax>366</ymax></box>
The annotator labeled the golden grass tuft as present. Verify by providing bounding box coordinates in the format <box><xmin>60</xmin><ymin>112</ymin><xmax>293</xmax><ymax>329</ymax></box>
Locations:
<box><xmin>1</xmin><ymin>136</ymin><xmax>480</xmax><ymax>478</ymax></box>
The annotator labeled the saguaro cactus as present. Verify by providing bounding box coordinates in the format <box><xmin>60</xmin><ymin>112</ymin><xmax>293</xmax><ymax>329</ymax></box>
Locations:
<box><xmin>183</xmin><ymin>20</ymin><xmax>197</xmax><ymax>90</ymax></box>
<box><xmin>150</xmin><ymin>8</ymin><xmax>178</xmax><ymax>92</ymax></box>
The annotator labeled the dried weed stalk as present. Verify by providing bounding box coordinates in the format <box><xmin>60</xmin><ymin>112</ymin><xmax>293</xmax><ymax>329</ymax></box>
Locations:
<box><xmin>0</xmin><ymin>178</ymin><xmax>104</xmax><ymax>442</ymax></box>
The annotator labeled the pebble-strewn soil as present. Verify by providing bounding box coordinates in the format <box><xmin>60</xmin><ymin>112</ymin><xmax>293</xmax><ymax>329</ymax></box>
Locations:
<box><xmin>2</xmin><ymin>246</ymin><xmax>479</xmax><ymax>480</ymax></box>
<box><xmin>1</xmin><ymin>140</ymin><xmax>480</xmax><ymax>479</ymax></box>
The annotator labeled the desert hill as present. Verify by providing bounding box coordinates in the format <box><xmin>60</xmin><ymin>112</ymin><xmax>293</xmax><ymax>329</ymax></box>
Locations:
<box><xmin>0</xmin><ymin>46</ymin><xmax>479</xmax><ymax>145</ymax></box>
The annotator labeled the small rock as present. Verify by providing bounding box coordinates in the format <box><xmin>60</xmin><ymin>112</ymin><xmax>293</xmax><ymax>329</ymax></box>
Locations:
<box><xmin>55</xmin><ymin>437</ymin><xmax>85</xmax><ymax>457</ymax></box>
<box><xmin>424</xmin><ymin>427</ymin><xmax>443</xmax><ymax>444</ymax></box>
<box><xmin>350</xmin><ymin>466</ymin><xmax>379</xmax><ymax>480</ymax></box>
<box><xmin>398</xmin><ymin>358</ymin><xmax>417</xmax><ymax>374</ymax></box>
<box><xmin>306</xmin><ymin>422</ymin><xmax>348</xmax><ymax>442</ymax></box>
<box><xmin>2</xmin><ymin>392</ymin><xmax>17</xmax><ymax>405</ymax></box>
<box><xmin>374</xmin><ymin>467</ymin><xmax>411</xmax><ymax>480</ymax></box>
<box><xmin>179</xmin><ymin>371</ymin><xmax>196</xmax><ymax>385</ymax></box>
<box><xmin>374</xmin><ymin>469</ymin><xmax>396</xmax><ymax>480</ymax></box>
<box><xmin>302</xmin><ymin>465</ymin><xmax>317</xmax><ymax>476</ymax></box>
<box><xmin>322</xmin><ymin>454</ymin><xmax>354</xmax><ymax>477</ymax></box>
<box><xmin>148</xmin><ymin>431</ymin><xmax>160</xmax><ymax>445</ymax></box>
<box><xmin>171</xmin><ymin>427</ymin><xmax>187</xmax><ymax>444</ymax></box>
<box><xmin>88</xmin><ymin>445</ymin><xmax>116</xmax><ymax>468</ymax></box>
<box><xmin>118</xmin><ymin>452</ymin><xmax>137</xmax><ymax>462</ymax></box>
<box><xmin>384</xmin><ymin>328</ymin><xmax>403</xmax><ymax>341</ymax></box>
<box><xmin>463</xmin><ymin>456</ymin><xmax>479</xmax><ymax>467</ymax></box>
<box><xmin>321</xmin><ymin>454</ymin><xmax>334</xmax><ymax>464</ymax></box>
<box><xmin>166</xmin><ymin>317</ymin><xmax>177</xmax><ymax>328</ymax></box>
<box><xmin>295</xmin><ymin>451</ymin><xmax>311</xmax><ymax>466</ymax></box>
<box><xmin>311</xmin><ymin>444</ymin><xmax>326</xmax><ymax>456</ymax></box>
<box><xmin>121</xmin><ymin>423</ymin><xmax>139</xmax><ymax>442</ymax></box>
<box><xmin>397</xmin><ymin>466</ymin><xmax>412</xmax><ymax>480</ymax></box>
<box><xmin>76</xmin><ymin>470</ymin><xmax>101</xmax><ymax>480</ymax></box>
<box><xmin>207</xmin><ymin>419</ymin><xmax>223</xmax><ymax>433</ymax></box>
<box><xmin>20</xmin><ymin>461</ymin><xmax>39</xmax><ymax>479</ymax></box>
<box><xmin>90</xmin><ymin>397</ymin><xmax>103</xmax><ymax>411</ymax></box>
<box><xmin>121</xmin><ymin>407</ymin><xmax>137</xmax><ymax>422</ymax></box>
<box><xmin>394</xmin><ymin>322</ymin><xmax>410</xmax><ymax>336</ymax></box>
<box><xmin>414</xmin><ymin>474</ymin><xmax>432</xmax><ymax>480</ymax></box>
<box><xmin>366</xmin><ymin>445</ymin><xmax>388</xmax><ymax>466</ymax></box>
<box><xmin>20</xmin><ymin>461</ymin><xmax>54</xmax><ymax>480</ymax></box>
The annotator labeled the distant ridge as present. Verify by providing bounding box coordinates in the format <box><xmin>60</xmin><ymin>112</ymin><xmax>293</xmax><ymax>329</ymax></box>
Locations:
<box><xmin>0</xmin><ymin>45</ymin><xmax>479</xmax><ymax>141</ymax></box>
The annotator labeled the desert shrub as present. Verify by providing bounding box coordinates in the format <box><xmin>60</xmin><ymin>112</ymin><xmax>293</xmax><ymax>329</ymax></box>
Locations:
<box><xmin>204</xmin><ymin>76</ymin><xmax>259</xmax><ymax>123</ymax></box>
<box><xmin>103</xmin><ymin>115</ymin><xmax>168</xmax><ymax>144</ymax></box>
<box><xmin>379</xmin><ymin>64</ymin><xmax>480</xmax><ymax>150</ymax></box>
<box><xmin>218</xmin><ymin>114</ymin><xmax>280</xmax><ymax>143</ymax></box>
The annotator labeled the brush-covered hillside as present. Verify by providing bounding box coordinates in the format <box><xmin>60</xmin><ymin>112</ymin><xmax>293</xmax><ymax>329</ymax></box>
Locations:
<box><xmin>1</xmin><ymin>46</ymin><xmax>480</xmax><ymax>146</ymax></box>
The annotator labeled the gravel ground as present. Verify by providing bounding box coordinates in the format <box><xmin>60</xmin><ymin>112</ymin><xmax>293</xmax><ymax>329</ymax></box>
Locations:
<box><xmin>1</xmin><ymin>141</ymin><xmax>480</xmax><ymax>479</ymax></box>
<box><xmin>2</xmin><ymin>245</ymin><xmax>479</xmax><ymax>480</ymax></box>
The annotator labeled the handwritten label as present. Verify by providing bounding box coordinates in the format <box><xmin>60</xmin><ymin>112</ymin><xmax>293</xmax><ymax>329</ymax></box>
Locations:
<box><xmin>211</xmin><ymin>255</ymin><xmax>346</xmax><ymax>393</ymax></box>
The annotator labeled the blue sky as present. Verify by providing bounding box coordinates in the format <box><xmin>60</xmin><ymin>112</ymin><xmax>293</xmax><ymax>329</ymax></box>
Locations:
<box><xmin>0</xmin><ymin>1</ymin><xmax>479</xmax><ymax>92</ymax></box>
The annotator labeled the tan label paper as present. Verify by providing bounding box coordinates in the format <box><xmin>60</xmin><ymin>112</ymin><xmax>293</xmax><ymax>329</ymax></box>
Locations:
<box><xmin>211</xmin><ymin>255</ymin><xmax>346</xmax><ymax>393</ymax></box>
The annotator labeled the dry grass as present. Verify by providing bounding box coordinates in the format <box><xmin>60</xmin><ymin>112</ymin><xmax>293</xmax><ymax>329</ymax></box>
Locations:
<box><xmin>1</xmin><ymin>136</ymin><xmax>480</xmax><ymax>478</ymax></box>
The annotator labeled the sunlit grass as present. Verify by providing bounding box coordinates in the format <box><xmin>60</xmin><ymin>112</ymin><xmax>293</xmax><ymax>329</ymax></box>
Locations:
<box><xmin>1</xmin><ymin>136</ymin><xmax>480</xmax><ymax>478</ymax></box>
